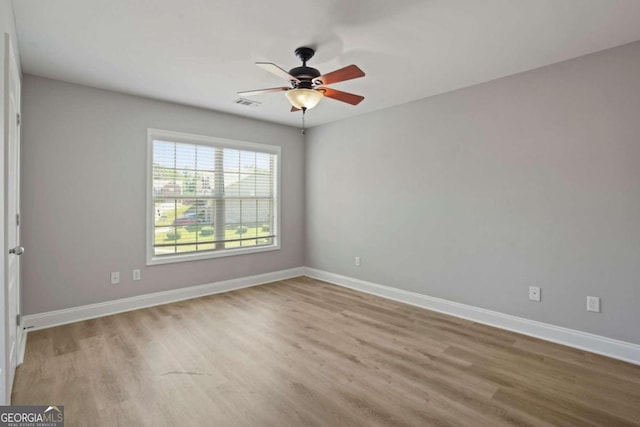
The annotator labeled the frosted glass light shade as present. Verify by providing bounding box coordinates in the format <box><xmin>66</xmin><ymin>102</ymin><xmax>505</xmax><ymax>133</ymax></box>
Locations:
<box><xmin>285</xmin><ymin>88</ymin><xmax>323</xmax><ymax>110</ymax></box>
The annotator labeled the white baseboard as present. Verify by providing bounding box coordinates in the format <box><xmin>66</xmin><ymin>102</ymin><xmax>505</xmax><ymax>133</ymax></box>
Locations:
<box><xmin>304</xmin><ymin>267</ymin><xmax>640</xmax><ymax>366</ymax></box>
<box><xmin>22</xmin><ymin>267</ymin><xmax>305</xmax><ymax>332</ymax></box>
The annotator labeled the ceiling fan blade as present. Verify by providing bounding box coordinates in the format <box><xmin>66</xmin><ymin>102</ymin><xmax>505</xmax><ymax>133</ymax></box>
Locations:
<box><xmin>237</xmin><ymin>87</ymin><xmax>289</xmax><ymax>97</ymax></box>
<box><xmin>291</xmin><ymin>106</ymin><xmax>301</xmax><ymax>112</ymax></box>
<box><xmin>256</xmin><ymin>62</ymin><xmax>300</xmax><ymax>83</ymax></box>
<box><xmin>320</xmin><ymin>87</ymin><xmax>364</xmax><ymax>105</ymax></box>
<box><xmin>314</xmin><ymin>65</ymin><xmax>365</xmax><ymax>86</ymax></box>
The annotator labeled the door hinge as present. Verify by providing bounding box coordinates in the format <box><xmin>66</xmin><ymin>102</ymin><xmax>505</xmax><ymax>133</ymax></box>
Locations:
<box><xmin>16</xmin><ymin>314</ymin><xmax>21</xmax><ymax>326</ymax></box>
<box><xmin>17</xmin><ymin>113</ymin><xmax>20</xmax><ymax>127</ymax></box>
<box><xmin>16</xmin><ymin>213</ymin><xmax>20</xmax><ymax>226</ymax></box>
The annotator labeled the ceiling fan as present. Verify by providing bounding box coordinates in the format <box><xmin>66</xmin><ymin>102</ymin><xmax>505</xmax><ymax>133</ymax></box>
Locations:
<box><xmin>238</xmin><ymin>47</ymin><xmax>365</xmax><ymax>112</ymax></box>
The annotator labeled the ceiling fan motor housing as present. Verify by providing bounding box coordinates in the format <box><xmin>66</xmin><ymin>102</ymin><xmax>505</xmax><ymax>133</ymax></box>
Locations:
<box><xmin>289</xmin><ymin>66</ymin><xmax>321</xmax><ymax>88</ymax></box>
<box><xmin>290</xmin><ymin>47</ymin><xmax>321</xmax><ymax>89</ymax></box>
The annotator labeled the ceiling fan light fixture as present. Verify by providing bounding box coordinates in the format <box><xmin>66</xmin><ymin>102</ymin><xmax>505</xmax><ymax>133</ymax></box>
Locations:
<box><xmin>286</xmin><ymin>88</ymin><xmax>323</xmax><ymax>110</ymax></box>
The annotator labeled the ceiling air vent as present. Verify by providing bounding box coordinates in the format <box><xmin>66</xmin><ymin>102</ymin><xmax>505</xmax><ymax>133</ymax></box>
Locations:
<box><xmin>234</xmin><ymin>98</ymin><xmax>261</xmax><ymax>107</ymax></box>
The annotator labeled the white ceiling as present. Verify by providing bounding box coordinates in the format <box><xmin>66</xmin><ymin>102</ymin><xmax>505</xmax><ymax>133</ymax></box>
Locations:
<box><xmin>12</xmin><ymin>0</ymin><xmax>640</xmax><ymax>128</ymax></box>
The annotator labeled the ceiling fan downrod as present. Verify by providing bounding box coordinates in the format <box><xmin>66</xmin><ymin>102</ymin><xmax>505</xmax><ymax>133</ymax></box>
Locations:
<box><xmin>294</xmin><ymin>47</ymin><xmax>315</xmax><ymax>67</ymax></box>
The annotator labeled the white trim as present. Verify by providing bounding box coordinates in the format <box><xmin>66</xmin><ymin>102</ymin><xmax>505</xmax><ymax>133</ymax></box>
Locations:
<box><xmin>145</xmin><ymin>128</ymin><xmax>281</xmax><ymax>266</ymax></box>
<box><xmin>304</xmin><ymin>268</ymin><xmax>640</xmax><ymax>366</ymax></box>
<box><xmin>147</xmin><ymin>128</ymin><xmax>281</xmax><ymax>154</ymax></box>
<box><xmin>17</xmin><ymin>327</ymin><xmax>25</xmax><ymax>365</ymax></box>
<box><xmin>147</xmin><ymin>245</ymin><xmax>281</xmax><ymax>266</ymax></box>
<box><xmin>22</xmin><ymin>267</ymin><xmax>304</xmax><ymax>331</ymax></box>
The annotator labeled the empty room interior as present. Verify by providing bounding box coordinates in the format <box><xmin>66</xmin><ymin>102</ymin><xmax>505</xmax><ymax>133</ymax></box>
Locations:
<box><xmin>2</xmin><ymin>0</ymin><xmax>640</xmax><ymax>425</ymax></box>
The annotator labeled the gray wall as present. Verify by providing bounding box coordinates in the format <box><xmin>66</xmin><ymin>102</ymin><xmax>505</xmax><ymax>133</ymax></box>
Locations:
<box><xmin>306</xmin><ymin>41</ymin><xmax>640</xmax><ymax>344</ymax></box>
<box><xmin>21</xmin><ymin>75</ymin><xmax>305</xmax><ymax>315</ymax></box>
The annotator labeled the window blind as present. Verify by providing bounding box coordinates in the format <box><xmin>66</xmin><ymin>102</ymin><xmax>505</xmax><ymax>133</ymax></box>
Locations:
<box><xmin>151</xmin><ymin>139</ymin><xmax>277</xmax><ymax>257</ymax></box>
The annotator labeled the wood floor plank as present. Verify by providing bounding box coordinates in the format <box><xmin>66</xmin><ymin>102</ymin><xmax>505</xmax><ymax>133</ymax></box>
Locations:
<box><xmin>12</xmin><ymin>277</ymin><xmax>640</xmax><ymax>426</ymax></box>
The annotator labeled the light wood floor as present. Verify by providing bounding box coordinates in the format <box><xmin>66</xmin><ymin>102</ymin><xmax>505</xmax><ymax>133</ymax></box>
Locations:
<box><xmin>12</xmin><ymin>277</ymin><xmax>640</xmax><ymax>426</ymax></box>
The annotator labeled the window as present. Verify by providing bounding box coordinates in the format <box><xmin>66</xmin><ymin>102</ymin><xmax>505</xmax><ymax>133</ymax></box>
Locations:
<box><xmin>147</xmin><ymin>129</ymin><xmax>280</xmax><ymax>265</ymax></box>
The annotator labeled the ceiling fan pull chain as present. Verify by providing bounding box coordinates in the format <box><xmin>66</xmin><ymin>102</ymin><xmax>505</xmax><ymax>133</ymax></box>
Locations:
<box><xmin>301</xmin><ymin>107</ymin><xmax>307</xmax><ymax>135</ymax></box>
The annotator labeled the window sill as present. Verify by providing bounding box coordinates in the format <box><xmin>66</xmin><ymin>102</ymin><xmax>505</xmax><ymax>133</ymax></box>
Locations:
<box><xmin>146</xmin><ymin>243</ymin><xmax>280</xmax><ymax>266</ymax></box>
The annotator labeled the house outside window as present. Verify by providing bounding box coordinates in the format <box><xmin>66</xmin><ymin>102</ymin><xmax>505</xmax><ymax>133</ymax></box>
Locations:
<box><xmin>147</xmin><ymin>129</ymin><xmax>280</xmax><ymax>265</ymax></box>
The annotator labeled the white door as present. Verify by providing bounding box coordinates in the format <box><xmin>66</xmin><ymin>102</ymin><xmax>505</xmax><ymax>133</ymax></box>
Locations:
<box><xmin>1</xmin><ymin>33</ymin><xmax>21</xmax><ymax>405</ymax></box>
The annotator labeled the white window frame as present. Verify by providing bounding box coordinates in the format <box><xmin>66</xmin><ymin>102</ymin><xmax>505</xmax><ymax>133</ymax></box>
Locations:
<box><xmin>146</xmin><ymin>128</ymin><xmax>281</xmax><ymax>265</ymax></box>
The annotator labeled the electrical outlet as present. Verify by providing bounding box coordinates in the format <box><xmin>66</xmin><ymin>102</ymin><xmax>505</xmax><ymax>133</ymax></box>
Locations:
<box><xmin>355</xmin><ymin>256</ymin><xmax>361</xmax><ymax>267</ymax></box>
<box><xmin>529</xmin><ymin>286</ymin><xmax>541</xmax><ymax>302</ymax></box>
<box><xmin>111</xmin><ymin>272</ymin><xmax>120</xmax><ymax>285</ymax></box>
<box><xmin>132</xmin><ymin>269</ymin><xmax>141</xmax><ymax>281</ymax></box>
<box><xmin>587</xmin><ymin>296</ymin><xmax>600</xmax><ymax>313</ymax></box>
